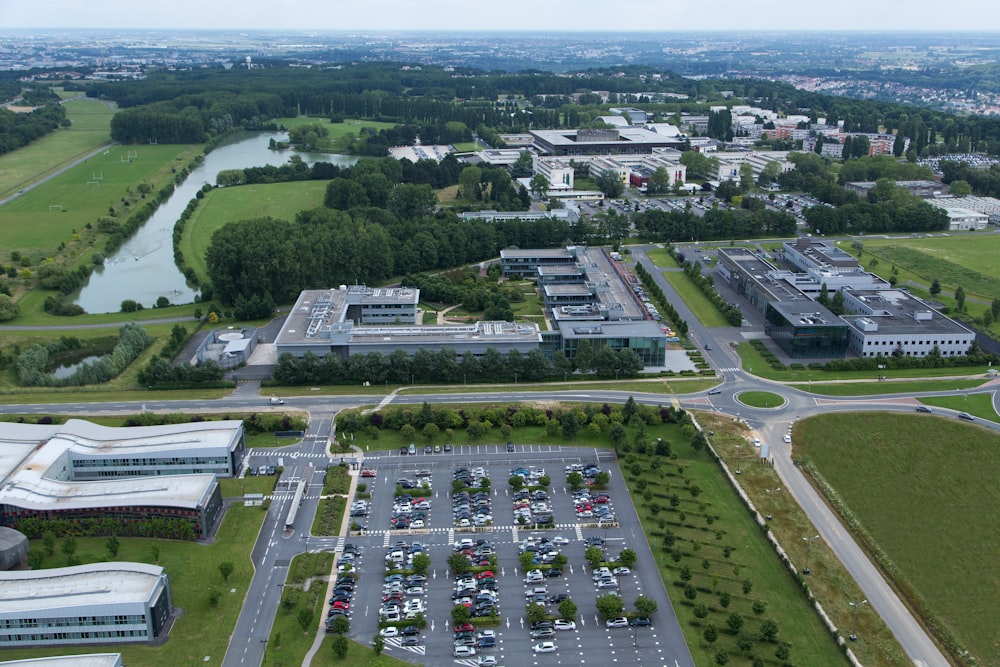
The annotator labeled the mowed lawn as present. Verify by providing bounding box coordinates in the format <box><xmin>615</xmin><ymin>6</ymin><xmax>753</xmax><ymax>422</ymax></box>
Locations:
<box><xmin>180</xmin><ymin>180</ymin><xmax>328</xmax><ymax>284</ymax></box>
<box><xmin>662</xmin><ymin>270</ymin><xmax>730</xmax><ymax>328</ymax></box>
<box><xmin>0</xmin><ymin>98</ymin><xmax>115</xmax><ymax>197</ymax></box>
<box><xmin>0</xmin><ymin>144</ymin><xmax>199</xmax><ymax>255</ymax></box>
<box><xmin>797</xmin><ymin>412</ymin><xmax>1000</xmax><ymax>665</ymax></box>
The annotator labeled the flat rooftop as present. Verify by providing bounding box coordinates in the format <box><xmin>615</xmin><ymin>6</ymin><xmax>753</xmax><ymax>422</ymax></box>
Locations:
<box><xmin>500</xmin><ymin>248</ymin><xmax>574</xmax><ymax>260</ymax></box>
<box><xmin>346</xmin><ymin>321</ymin><xmax>541</xmax><ymax>346</ymax></box>
<box><xmin>769</xmin><ymin>301</ymin><xmax>844</xmax><ymax>328</ymax></box>
<box><xmin>0</xmin><ymin>655</ymin><xmax>123</xmax><ymax>667</ymax></box>
<box><xmin>531</xmin><ymin>127</ymin><xmax>680</xmax><ymax>149</ymax></box>
<box><xmin>556</xmin><ymin>320</ymin><xmax>666</xmax><ymax>339</ymax></box>
<box><xmin>786</xmin><ymin>239</ymin><xmax>860</xmax><ymax>268</ymax></box>
<box><xmin>0</xmin><ymin>563</ymin><xmax>164</xmax><ymax>613</ymax></box>
<box><xmin>845</xmin><ymin>289</ymin><xmax>975</xmax><ymax>336</ymax></box>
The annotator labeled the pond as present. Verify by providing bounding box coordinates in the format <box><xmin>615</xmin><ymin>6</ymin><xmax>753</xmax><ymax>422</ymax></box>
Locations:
<box><xmin>50</xmin><ymin>354</ymin><xmax>105</xmax><ymax>380</ymax></box>
<box><xmin>73</xmin><ymin>132</ymin><xmax>358</xmax><ymax>314</ymax></box>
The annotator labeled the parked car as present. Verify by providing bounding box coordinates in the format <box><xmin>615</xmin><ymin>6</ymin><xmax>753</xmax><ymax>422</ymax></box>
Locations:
<box><xmin>453</xmin><ymin>645</ymin><xmax>477</xmax><ymax>658</ymax></box>
<box><xmin>554</xmin><ymin>619</ymin><xmax>576</xmax><ymax>631</ymax></box>
<box><xmin>629</xmin><ymin>617</ymin><xmax>652</xmax><ymax>627</ymax></box>
<box><xmin>533</xmin><ymin>641</ymin><xmax>557</xmax><ymax>654</ymax></box>
<box><xmin>606</xmin><ymin>617</ymin><xmax>629</xmax><ymax>628</ymax></box>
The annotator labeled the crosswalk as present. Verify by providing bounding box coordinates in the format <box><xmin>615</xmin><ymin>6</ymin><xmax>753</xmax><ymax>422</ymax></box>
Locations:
<box><xmin>383</xmin><ymin>637</ymin><xmax>426</xmax><ymax>655</ymax></box>
<box><xmin>265</xmin><ymin>493</ymin><xmax>321</xmax><ymax>501</ymax></box>
<box><xmin>718</xmin><ymin>367</ymin><xmax>741</xmax><ymax>373</ymax></box>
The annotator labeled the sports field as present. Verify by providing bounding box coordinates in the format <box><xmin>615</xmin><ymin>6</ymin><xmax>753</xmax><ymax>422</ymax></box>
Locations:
<box><xmin>797</xmin><ymin>412</ymin><xmax>1000</xmax><ymax>665</ymax></box>
<box><xmin>179</xmin><ymin>180</ymin><xmax>328</xmax><ymax>284</ymax></box>
<box><xmin>0</xmin><ymin>98</ymin><xmax>116</xmax><ymax>197</ymax></box>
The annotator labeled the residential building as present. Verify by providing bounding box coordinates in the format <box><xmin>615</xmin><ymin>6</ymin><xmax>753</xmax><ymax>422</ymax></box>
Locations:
<box><xmin>0</xmin><ymin>563</ymin><xmax>171</xmax><ymax>648</ymax></box>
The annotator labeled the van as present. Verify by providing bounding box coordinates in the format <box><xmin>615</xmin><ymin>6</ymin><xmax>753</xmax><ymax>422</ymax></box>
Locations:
<box><xmin>408</xmin><ymin>443</ymin><xmax>416</xmax><ymax>455</ymax></box>
<box><xmin>268</xmin><ymin>397</ymin><xmax>284</xmax><ymax>405</ymax></box>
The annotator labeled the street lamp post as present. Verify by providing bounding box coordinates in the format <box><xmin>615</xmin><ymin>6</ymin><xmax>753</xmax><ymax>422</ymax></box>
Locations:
<box><xmin>802</xmin><ymin>534</ymin><xmax>820</xmax><ymax>574</ymax></box>
<box><xmin>848</xmin><ymin>599</ymin><xmax>868</xmax><ymax>641</ymax></box>
<box><xmin>734</xmin><ymin>444</ymin><xmax>742</xmax><ymax>475</ymax></box>
<box><xmin>765</xmin><ymin>487</ymin><xmax>781</xmax><ymax>520</ymax></box>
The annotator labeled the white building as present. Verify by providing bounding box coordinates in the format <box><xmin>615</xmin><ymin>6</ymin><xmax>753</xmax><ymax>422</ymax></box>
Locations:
<box><xmin>841</xmin><ymin>289</ymin><xmax>976</xmax><ymax>359</ymax></box>
<box><xmin>532</xmin><ymin>156</ymin><xmax>574</xmax><ymax>190</ymax></box>
<box><xmin>0</xmin><ymin>563</ymin><xmax>172</xmax><ymax>648</ymax></box>
<box><xmin>0</xmin><ymin>656</ymin><xmax>124</xmax><ymax>667</ymax></box>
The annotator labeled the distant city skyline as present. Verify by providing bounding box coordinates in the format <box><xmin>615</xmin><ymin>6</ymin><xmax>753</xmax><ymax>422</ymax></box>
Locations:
<box><xmin>2</xmin><ymin>0</ymin><xmax>1000</xmax><ymax>33</ymax></box>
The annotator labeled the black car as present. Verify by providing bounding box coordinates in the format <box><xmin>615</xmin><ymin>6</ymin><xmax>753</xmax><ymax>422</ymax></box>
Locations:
<box><xmin>401</xmin><ymin>635</ymin><xmax>421</xmax><ymax>646</ymax></box>
<box><xmin>629</xmin><ymin>617</ymin><xmax>652</xmax><ymax>627</ymax></box>
<box><xmin>543</xmin><ymin>568</ymin><xmax>563</xmax><ymax>578</ymax></box>
<box><xmin>400</xmin><ymin>446</ymin><xmax>409</xmax><ymax>455</ymax></box>
<box><xmin>958</xmin><ymin>412</ymin><xmax>975</xmax><ymax>421</ymax></box>
<box><xmin>915</xmin><ymin>406</ymin><xmax>932</xmax><ymax>413</ymax></box>
<box><xmin>401</xmin><ymin>625</ymin><xmax>421</xmax><ymax>636</ymax></box>
<box><xmin>507</xmin><ymin>442</ymin><xmax>515</xmax><ymax>452</ymax></box>
<box><xmin>444</xmin><ymin>443</ymin><xmax>452</xmax><ymax>451</ymax></box>
<box><xmin>424</xmin><ymin>445</ymin><xmax>433</xmax><ymax>454</ymax></box>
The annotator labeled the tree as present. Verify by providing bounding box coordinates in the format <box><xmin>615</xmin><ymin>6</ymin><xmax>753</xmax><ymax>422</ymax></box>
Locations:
<box><xmin>452</xmin><ymin>603</ymin><xmax>472</xmax><ymax>624</ymax></box>
<box><xmin>422</xmin><ymin>423</ymin><xmax>439</xmax><ymax>442</ymax></box>
<box><xmin>619</xmin><ymin>548</ymin><xmax>638</xmax><ymax>569</ymax></box>
<box><xmin>297</xmin><ymin>607</ymin><xmax>314</xmax><ymax>632</ymax></box>
<box><xmin>574</xmin><ymin>339</ymin><xmax>594</xmax><ymax>372</ymax></box>
<box><xmin>595</xmin><ymin>170</ymin><xmax>625</xmax><ymax>198</ymax></box>
<box><xmin>758</xmin><ymin>619</ymin><xmax>779</xmax><ymax>642</ymax></box>
<box><xmin>948</xmin><ymin>179</ymin><xmax>972</xmax><ymax>196</ymax></box>
<box><xmin>448</xmin><ymin>552</ymin><xmax>470</xmax><ymax>576</ymax></box>
<box><xmin>646</xmin><ymin>167</ymin><xmax>671</xmax><ymax>195</ymax></box>
<box><xmin>526</xmin><ymin>603</ymin><xmax>547</xmax><ymax>625</ymax></box>
<box><xmin>0</xmin><ymin>294</ymin><xmax>19</xmax><ymax>321</ymax></box>
<box><xmin>634</xmin><ymin>594</ymin><xmax>657</xmax><ymax>618</ymax></box>
<box><xmin>42</xmin><ymin>531</ymin><xmax>55</xmax><ymax>556</ymax></box>
<box><xmin>218</xmin><ymin>561</ymin><xmax>234</xmax><ymax>582</ymax></box>
<box><xmin>955</xmin><ymin>285</ymin><xmax>966</xmax><ymax>311</ymax></box>
<box><xmin>595</xmin><ymin>593</ymin><xmax>624</xmax><ymax>619</ymax></box>
<box><xmin>739</xmin><ymin>163</ymin><xmax>755</xmax><ymax>193</ymax></box>
<box><xmin>61</xmin><ymin>536</ymin><xmax>77</xmax><ymax>558</ymax></box>
<box><xmin>411</xmin><ymin>552</ymin><xmax>430</xmax><ymax>575</ymax></box>
<box><xmin>519</xmin><ymin>550</ymin><xmax>536</xmax><ymax>572</ymax></box>
<box><xmin>27</xmin><ymin>549</ymin><xmax>45</xmax><ymax>569</ymax></box>
<box><xmin>558</xmin><ymin>598</ymin><xmax>578</xmax><ymax>619</ymax></box>
<box><xmin>703</xmin><ymin>624</ymin><xmax>718</xmax><ymax>644</ymax></box>
<box><xmin>529</xmin><ymin>173</ymin><xmax>550</xmax><ymax>199</ymax></box>
<box><xmin>567</xmin><ymin>471</ymin><xmax>583</xmax><ymax>489</ymax></box>
<box><xmin>331</xmin><ymin>635</ymin><xmax>349</xmax><ymax>659</ymax></box>
<box><xmin>585</xmin><ymin>546</ymin><xmax>603</xmax><ymax>569</ymax></box>
<box><xmin>929</xmin><ymin>278</ymin><xmax>942</xmax><ymax>297</ymax></box>
<box><xmin>105</xmin><ymin>535</ymin><xmax>120</xmax><ymax>558</ymax></box>
<box><xmin>372</xmin><ymin>633</ymin><xmax>384</xmax><ymax>656</ymax></box>
<box><xmin>727</xmin><ymin>612</ymin><xmax>745</xmax><ymax>633</ymax></box>
<box><xmin>508</xmin><ymin>475</ymin><xmax>524</xmax><ymax>490</ymax></box>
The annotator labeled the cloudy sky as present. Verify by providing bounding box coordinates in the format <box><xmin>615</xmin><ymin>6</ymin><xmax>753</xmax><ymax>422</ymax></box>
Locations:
<box><xmin>3</xmin><ymin>0</ymin><xmax>999</xmax><ymax>32</ymax></box>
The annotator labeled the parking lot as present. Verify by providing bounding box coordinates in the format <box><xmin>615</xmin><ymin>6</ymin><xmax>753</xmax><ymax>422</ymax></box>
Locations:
<box><xmin>327</xmin><ymin>446</ymin><xmax>693</xmax><ymax>666</ymax></box>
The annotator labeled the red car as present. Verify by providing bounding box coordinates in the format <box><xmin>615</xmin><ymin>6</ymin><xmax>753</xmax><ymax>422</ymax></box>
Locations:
<box><xmin>454</xmin><ymin>623</ymin><xmax>474</xmax><ymax>633</ymax></box>
<box><xmin>383</xmin><ymin>593</ymin><xmax>403</xmax><ymax>602</ymax></box>
<box><xmin>332</xmin><ymin>600</ymin><xmax>349</xmax><ymax>610</ymax></box>
<box><xmin>361</xmin><ymin>469</ymin><xmax>376</xmax><ymax>478</ymax></box>
<box><xmin>478</xmin><ymin>571</ymin><xmax>494</xmax><ymax>579</ymax></box>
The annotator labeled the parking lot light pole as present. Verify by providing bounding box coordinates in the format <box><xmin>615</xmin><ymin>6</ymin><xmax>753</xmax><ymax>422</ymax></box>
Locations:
<box><xmin>765</xmin><ymin>487</ymin><xmax>781</xmax><ymax>520</ymax></box>
<box><xmin>802</xmin><ymin>534</ymin><xmax>820</xmax><ymax>574</ymax></box>
<box><xmin>848</xmin><ymin>599</ymin><xmax>868</xmax><ymax>641</ymax></box>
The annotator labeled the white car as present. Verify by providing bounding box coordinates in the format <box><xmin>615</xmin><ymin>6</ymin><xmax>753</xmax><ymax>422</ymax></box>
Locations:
<box><xmin>477</xmin><ymin>657</ymin><xmax>498</xmax><ymax>667</ymax></box>
<box><xmin>379</xmin><ymin>626</ymin><xmax>399</xmax><ymax>637</ymax></box>
<box><xmin>454</xmin><ymin>645</ymin><xmax>477</xmax><ymax>658</ymax></box>
<box><xmin>533</xmin><ymin>641</ymin><xmax>557</xmax><ymax>654</ymax></box>
<box><xmin>552</xmin><ymin>536</ymin><xmax>570</xmax><ymax>545</ymax></box>
<box><xmin>477</xmin><ymin>630</ymin><xmax>496</xmax><ymax>640</ymax></box>
<box><xmin>553</xmin><ymin>619</ymin><xmax>576</xmax><ymax>631</ymax></box>
<box><xmin>606</xmin><ymin>617</ymin><xmax>629</xmax><ymax>628</ymax></box>
<box><xmin>612</xmin><ymin>566</ymin><xmax>631</xmax><ymax>576</ymax></box>
<box><xmin>783</xmin><ymin>434</ymin><xmax>792</xmax><ymax>443</ymax></box>
<box><xmin>753</xmin><ymin>437</ymin><xmax>761</xmax><ymax>448</ymax></box>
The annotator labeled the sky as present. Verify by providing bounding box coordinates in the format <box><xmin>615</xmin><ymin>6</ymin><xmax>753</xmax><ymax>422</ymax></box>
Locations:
<box><xmin>3</xmin><ymin>0</ymin><xmax>1000</xmax><ymax>32</ymax></box>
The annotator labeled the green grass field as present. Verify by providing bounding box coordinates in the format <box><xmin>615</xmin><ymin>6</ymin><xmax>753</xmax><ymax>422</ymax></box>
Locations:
<box><xmin>626</xmin><ymin>420</ymin><xmax>849</xmax><ymax>666</ymax></box>
<box><xmin>797</xmin><ymin>412</ymin><xmax>1000</xmax><ymax>665</ymax></box>
<box><xmin>0</xmin><ymin>506</ymin><xmax>266</xmax><ymax>667</ymax></box>
<box><xmin>662</xmin><ymin>270</ymin><xmax>731</xmax><ymax>328</ymax></box>
<box><xmin>791</xmin><ymin>378</ymin><xmax>987</xmax><ymax>396</ymax></box>
<box><xmin>736</xmin><ymin>390</ymin><xmax>784</xmax><ymax>408</ymax></box>
<box><xmin>915</xmin><ymin>392</ymin><xmax>999</xmax><ymax>421</ymax></box>
<box><xmin>0</xmin><ymin>143</ymin><xmax>200</xmax><ymax>256</ymax></box>
<box><xmin>263</xmin><ymin>552</ymin><xmax>335</xmax><ymax>667</ymax></box>
<box><xmin>646</xmin><ymin>247</ymin><xmax>680</xmax><ymax>268</ymax></box>
<box><xmin>179</xmin><ymin>180</ymin><xmax>328</xmax><ymax>284</ymax></box>
<box><xmin>862</xmin><ymin>235</ymin><xmax>1000</xmax><ymax>300</ymax></box>
<box><xmin>0</xmin><ymin>98</ymin><xmax>116</xmax><ymax>197</ymax></box>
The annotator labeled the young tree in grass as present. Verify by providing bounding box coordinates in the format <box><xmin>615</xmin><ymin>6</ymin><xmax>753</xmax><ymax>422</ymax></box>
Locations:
<box><xmin>297</xmin><ymin>607</ymin><xmax>314</xmax><ymax>632</ymax></box>
<box><xmin>634</xmin><ymin>595</ymin><xmax>657</xmax><ymax>618</ymax></box>
<box><xmin>955</xmin><ymin>285</ymin><xmax>966</xmax><ymax>311</ymax></box>
<box><xmin>758</xmin><ymin>619</ymin><xmax>779</xmax><ymax>642</ymax></box>
<box><xmin>61</xmin><ymin>537</ymin><xmax>77</xmax><ymax>558</ymax></box>
<box><xmin>105</xmin><ymin>535</ymin><xmax>120</xmax><ymax>558</ymax></box>
<box><xmin>929</xmin><ymin>278</ymin><xmax>942</xmax><ymax>297</ymax></box>
<box><xmin>618</xmin><ymin>548</ymin><xmax>637</xmax><ymax>569</ymax></box>
<box><xmin>727</xmin><ymin>612</ymin><xmax>744</xmax><ymax>633</ymax></box>
<box><xmin>595</xmin><ymin>594</ymin><xmax>624</xmax><ymax>619</ymax></box>
<box><xmin>372</xmin><ymin>633</ymin><xmax>384</xmax><ymax>655</ymax></box>
<box><xmin>331</xmin><ymin>635</ymin><xmax>348</xmax><ymax>659</ymax></box>
<box><xmin>42</xmin><ymin>531</ymin><xmax>56</xmax><ymax>556</ymax></box>
<box><xmin>703</xmin><ymin>624</ymin><xmax>718</xmax><ymax>644</ymax></box>
<box><xmin>27</xmin><ymin>549</ymin><xmax>45</xmax><ymax>569</ymax></box>
<box><xmin>558</xmin><ymin>598</ymin><xmax>578</xmax><ymax>619</ymax></box>
<box><xmin>585</xmin><ymin>546</ymin><xmax>603</xmax><ymax>569</ymax></box>
<box><xmin>218</xmin><ymin>561</ymin><xmax>234</xmax><ymax>583</ymax></box>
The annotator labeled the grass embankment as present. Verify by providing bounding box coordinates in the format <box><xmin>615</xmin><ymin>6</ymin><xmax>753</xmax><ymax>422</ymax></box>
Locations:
<box><xmin>737</xmin><ymin>342</ymin><xmax>994</xmax><ymax>384</ymax></box>
<box><xmin>179</xmin><ymin>180</ymin><xmax>329</xmax><ymax>285</ymax></box>
<box><xmin>705</xmin><ymin>412</ymin><xmax>909</xmax><ymax>666</ymax></box>
<box><xmin>263</xmin><ymin>552</ymin><xmax>336</xmax><ymax>667</ymax></box>
<box><xmin>0</xmin><ymin>97</ymin><xmax>116</xmax><ymax>198</ymax></box>
<box><xmin>0</xmin><ymin>506</ymin><xmax>266</xmax><ymax>667</ymax></box>
<box><xmin>646</xmin><ymin>247</ymin><xmax>679</xmax><ymax>268</ymax></box>
<box><xmin>623</xmin><ymin>418</ymin><xmax>851</xmax><ymax>666</ymax></box>
<box><xmin>790</xmin><ymin>378</ymin><xmax>988</xmax><ymax>396</ymax></box>
<box><xmin>796</xmin><ymin>412</ymin><xmax>1000</xmax><ymax>665</ymax></box>
<box><xmin>662</xmin><ymin>270</ymin><xmax>731</xmax><ymax>328</ymax></box>
<box><xmin>916</xmin><ymin>392</ymin><xmax>999</xmax><ymax>421</ymax></box>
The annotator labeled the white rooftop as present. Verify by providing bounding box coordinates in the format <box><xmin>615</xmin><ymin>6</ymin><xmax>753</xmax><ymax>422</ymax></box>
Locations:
<box><xmin>0</xmin><ymin>563</ymin><xmax>164</xmax><ymax>614</ymax></box>
<box><xmin>0</xmin><ymin>655</ymin><xmax>122</xmax><ymax>667</ymax></box>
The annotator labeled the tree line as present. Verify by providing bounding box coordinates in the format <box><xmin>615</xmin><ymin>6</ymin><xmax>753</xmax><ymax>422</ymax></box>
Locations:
<box><xmin>633</xmin><ymin>206</ymin><xmax>797</xmax><ymax>242</ymax></box>
<box><xmin>16</xmin><ymin>323</ymin><xmax>151</xmax><ymax>387</ymax></box>
<box><xmin>0</xmin><ymin>103</ymin><xmax>66</xmax><ymax>156</ymax></box>
<box><xmin>272</xmin><ymin>342</ymin><xmax>643</xmax><ymax>387</ymax></box>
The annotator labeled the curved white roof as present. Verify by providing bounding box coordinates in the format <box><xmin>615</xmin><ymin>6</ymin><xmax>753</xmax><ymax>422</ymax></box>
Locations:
<box><xmin>0</xmin><ymin>562</ymin><xmax>164</xmax><ymax>613</ymax></box>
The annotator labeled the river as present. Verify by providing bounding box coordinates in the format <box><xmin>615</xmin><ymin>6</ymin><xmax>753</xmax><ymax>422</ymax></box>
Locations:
<box><xmin>73</xmin><ymin>132</ymin><xmax>358</xmax><ymax>314</ymax></box>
